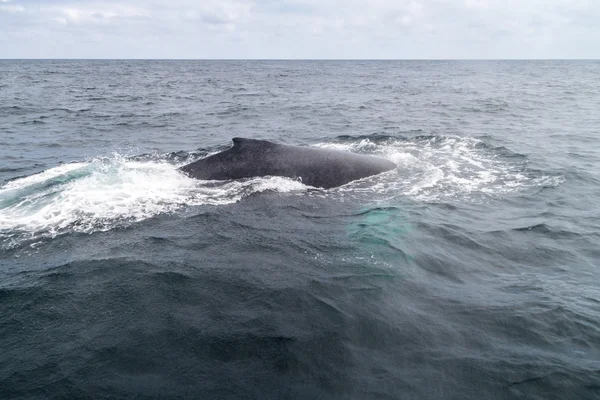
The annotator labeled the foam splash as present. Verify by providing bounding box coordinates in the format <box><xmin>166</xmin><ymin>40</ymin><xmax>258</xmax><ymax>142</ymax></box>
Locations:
<box><xmin>314</xmin><ymin>136</ymin><xmax>563</xmax><ymax>202</ymax></box>
<box><xmin>0</xmin><ymin>156</ymin><xmax>308</xmax><ymax>246</ymax></box>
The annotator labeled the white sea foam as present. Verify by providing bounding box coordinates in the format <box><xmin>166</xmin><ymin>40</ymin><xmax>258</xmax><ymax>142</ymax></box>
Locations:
<box><xmin>2</xmin><ymin>162</ymin><xmax>89</xmax><ymax>190</ymax></box>
<box><xmin>314</xmin><ymin>136</ymin><xmax>563</xmax><ymax>202</ymax></box>
<box><xmin>0</xmin><ymin>156</ymin><xmax>309</xmax><ymax>242</ymax></box>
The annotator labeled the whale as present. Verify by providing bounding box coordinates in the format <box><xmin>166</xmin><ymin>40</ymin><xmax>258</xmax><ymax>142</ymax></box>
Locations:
<box><xmin>179</xmin><ymin>138</ymin><xmax>396</xmax><ymax>189</ymax></box>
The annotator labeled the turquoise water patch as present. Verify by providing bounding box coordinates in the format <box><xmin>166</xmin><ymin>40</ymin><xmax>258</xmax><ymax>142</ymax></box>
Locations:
<box><xmin>346</xmin><ymin>205</ymin><xmax>415</xmax><ymax>269</ymax></box>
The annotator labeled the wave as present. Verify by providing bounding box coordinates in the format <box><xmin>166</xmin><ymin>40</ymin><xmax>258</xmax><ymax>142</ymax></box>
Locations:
<box><xmin>0</xmin><ymin>156</ymin><xmax>307</xmax><ymax>248</ymax></box>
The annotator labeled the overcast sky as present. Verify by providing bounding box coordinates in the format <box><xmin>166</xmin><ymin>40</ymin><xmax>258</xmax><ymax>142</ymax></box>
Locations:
<box><xmin>0</xmin><ymin>0</ymin><xmax>598</xmax><ymax>59</ymax></box>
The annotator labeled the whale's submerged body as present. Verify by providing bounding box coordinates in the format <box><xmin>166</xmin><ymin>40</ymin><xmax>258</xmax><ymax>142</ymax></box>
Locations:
<box><xmin>179</xmin><ymin>138</ymin><xmax>396</xmax><ymax>189</ymax></box>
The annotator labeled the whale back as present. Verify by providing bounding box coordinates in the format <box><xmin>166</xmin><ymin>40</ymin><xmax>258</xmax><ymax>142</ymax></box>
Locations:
<box><xmin>179</xmin><ymin>138</ymin><xmax>396</xmax><ymax>189</ymax></box>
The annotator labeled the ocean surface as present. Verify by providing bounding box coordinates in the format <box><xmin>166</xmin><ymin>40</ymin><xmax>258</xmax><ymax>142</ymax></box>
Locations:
<box><xmin>1</xmin><ymin>60</ymin><xmax>599</xmax><ymax>399</ymax></box>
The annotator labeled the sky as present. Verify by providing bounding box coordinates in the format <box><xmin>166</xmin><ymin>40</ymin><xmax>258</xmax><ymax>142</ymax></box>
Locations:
<box><xmin>0</xmin><ymin>0</ymin><xmax>598</xmax><ymax>59</ymax></box>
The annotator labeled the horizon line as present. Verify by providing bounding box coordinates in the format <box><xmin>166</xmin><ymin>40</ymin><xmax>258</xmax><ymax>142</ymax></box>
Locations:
<box><xmin>1</xmin><ymin>58</ymin><xmax>599</xmax><ymax>61</ymax></box>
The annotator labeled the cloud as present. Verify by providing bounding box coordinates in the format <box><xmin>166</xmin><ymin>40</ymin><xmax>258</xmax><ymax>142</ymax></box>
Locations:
<box><xmin>0</xmin><ymin>0</ymin><xmax>598</xmax><ymax>58</ymax></box>
<box><xmin>0</xmin><ymin>3</ymin><xmax>24</xmax><ymax>13</ymax></box>
<box><xmin>51</xmin><ymin>4</ymin><xmax>148</xmax><ymax>25</ymax></box>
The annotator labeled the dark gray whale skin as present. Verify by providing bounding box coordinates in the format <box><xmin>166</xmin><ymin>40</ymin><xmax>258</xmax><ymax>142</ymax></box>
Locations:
<box><xmin>179</xmin><ymin>138</ymin><xmax>396</xmax><ymax>189</ymax></box>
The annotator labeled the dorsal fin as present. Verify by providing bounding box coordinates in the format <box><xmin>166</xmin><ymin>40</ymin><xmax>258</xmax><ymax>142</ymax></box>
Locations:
<box><xmin>231</xmin><ymin>137</ymin><xmax>277</xmax><ymax>150</ymax></box>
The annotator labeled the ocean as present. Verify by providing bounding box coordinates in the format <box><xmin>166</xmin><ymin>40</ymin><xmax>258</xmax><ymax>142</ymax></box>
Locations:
<box><xmin>1</xmin><ymin>60</ymin><xmax>599</xmax><ymax>399</ymax></box>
